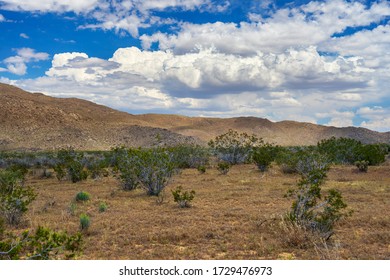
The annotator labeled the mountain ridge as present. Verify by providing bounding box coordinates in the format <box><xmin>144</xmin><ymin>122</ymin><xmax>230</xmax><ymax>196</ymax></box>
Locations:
<box><xmin>1</xmin><ymin>83</ymin><xmax>389</xmax><ymax>150</ymax></box>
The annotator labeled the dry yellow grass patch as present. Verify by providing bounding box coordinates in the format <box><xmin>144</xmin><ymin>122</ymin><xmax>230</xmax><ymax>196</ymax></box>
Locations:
<box><xmin>7</xmin><ymin>163</ymin><xmax>390</xmax><ymax>259</ymax></box>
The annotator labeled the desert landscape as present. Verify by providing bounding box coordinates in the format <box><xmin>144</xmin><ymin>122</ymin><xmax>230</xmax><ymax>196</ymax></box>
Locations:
<box><xmin>1</xmin><ymin>84</ymin><xmax>389</xmax><ymax>260</ymax></box>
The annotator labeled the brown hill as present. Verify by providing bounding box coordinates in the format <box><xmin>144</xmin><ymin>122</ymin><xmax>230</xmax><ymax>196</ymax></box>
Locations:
<box><xmin>0</xmin><ymin>83</ymin><xmax>389</xmax><ymax>150</ymax></box>
<box><xmin>0</xmin><ymin>83</ymin><xmax>195</xmax><ymax>150</ymax></box>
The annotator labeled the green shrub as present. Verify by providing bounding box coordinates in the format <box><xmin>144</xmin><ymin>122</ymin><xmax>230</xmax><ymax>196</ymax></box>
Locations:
<box><xmin>0</xmin><ymin>226</ymin><xmax>82</xmax><ymax>260</ymax></box>
<box><xmin>355</xmin><ymin>160</ymin><xmax>369</xmax><ymax>172</ymax></box>
<box><xmin>0</xmin><ymin>170</ymin><xmax>36</xmax><ymax>225</ymax></box>
<box><xmin>54</xmin><ymin>148</ymin><xmax>88</xmax><ymax>183</ymax></box>
<box><xmin>251</xmin><ymin>144</ymin><xmax>280</xmax><ymax>172</ymax></box>
<box><xmin>79</xmin><ymin>214</ymin><xmax>90</xmax><ymax>231</ymax></box>
<box><xmin>208</xmin><ymin>129</ymin><xmax>264</xmax><ymax>164</ymax></box>
<box><xmin>317</xmin><ymin>137</ymin><xmax>362</xmax><ymax>164</ymax></box>
<box><xmin>168</xmin><ymin>144</ymin><xmax>210</xmax><ymax>169</ymax></box>
<box><xmin>276</xmin><ymin>147</ymin><xmax>310</xmax><ymax>174</ymax></box>
<box><xmin>217</xmin><ymin>161</ymin><xmax>230</xmax><ymax>175</ymax></box>
<box><xmin>114</xmin><ymin>147</ymin><xmax>175</xmax><ymax>196</ymax></box>
<box><xmin>75</xmin><ymin>191</ymin><xmax>90</xmax><ymax>202</ymax></box>
<box><xmin>317</xmin><ymin>137</ymin><xmax>388</xmax><ymax>166</ymax></box>
<box><xmin>114</xmin><ymin>148</ymin><xmax>141</xmax><ymax>191</ymax></box>
<box><xmin>98</xmin><ymin>202</ymin><xmax>108</xmax><ymax>213</ymax></box>
<box><xmin>358</xmin><ymin>144</ymin><xmax>387</xmax><ymax>165</ymax></box>
<box><xmin>68</xmin><ymin>161</ymin><xmax>88</xmax><ymax>183</ymax></box>
<box><xmin>137</xmin><ymin>148</ymin><xmax>175</xmax><ymax>196</ymax></box>
<box><xmin>286</xmin><ymin>152</ymin><xmax>349</xmax><ymax>240</ymax></box>
<box><xmin>197</xmin><ymin>165</ymin><xmax>206</xmax><ymax>174</ymax></box>
<box><xmin>172</xmin><ymin>186</ymin><xmax>195</xmax><ymax>208</ymax></box>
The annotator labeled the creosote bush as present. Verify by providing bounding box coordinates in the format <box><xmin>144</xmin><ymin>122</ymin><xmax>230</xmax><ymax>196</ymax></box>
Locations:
<box><xmin>113</xmin><ymin>147</ymin><xmax>175</xmax><ymax>196</ymax></box>
<box><xmin>355</xmin><ymin>160</ymin><xmax>369</xmax><ymax>172</ymax></box>
<box><xmin>286</xmin><ymin>151</ymin><xmax>350</xmax><ymax>240</ymax></box>
<box><xmin>172</xmin><ymin>186</ymin><xmax>195</xmax><ymax>208</ymax></box>
<box><xmin>54</xmin><ymin>148</ymin><xmax>88</xmax><ymax>183</ymax></box>
<box><xmin>208</xmin><ymin>129</ymin><xmax>264</xmax><ymax>164</ymax></box>
<box><xmin>251</xmin><ymin>144</ymin><xmax>280</xmax><ymax>172</ymax></box>
<box><xmin>0</xmin><ymin>170</ymin><xmax>36</xmax><ymax>225</ymax></box>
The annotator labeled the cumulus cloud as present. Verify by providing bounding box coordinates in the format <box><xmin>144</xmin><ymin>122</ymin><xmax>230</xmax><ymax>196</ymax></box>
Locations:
<box><xmin>141</xmin><ymin>0</ymin><xmax>390</xmax><ymax>55</ymax></box>
<box><xmin>2</xmin><ymin>48</ymin><xmax>49</xmax><ymax>75</ymax></box>
<box><xmin>11</xmin><ymin>43</ymin><xmax>379</xmax><ymax>125</ymax></box>
<box><xmin>358</xmin><ymin>106</ymin><xmax>390</xmax><ymax>132</ymax></box>
<box><xmin>0</xmin><ymin>0</ymin><xmax>100</xmax><ymax>13</ymax></box>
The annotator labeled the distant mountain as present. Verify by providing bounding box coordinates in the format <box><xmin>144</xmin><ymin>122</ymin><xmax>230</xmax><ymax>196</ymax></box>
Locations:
<box><xmin>1</xmin><ymin>83</ymin><xmax>389</xmax><ymax>150</ymax></box>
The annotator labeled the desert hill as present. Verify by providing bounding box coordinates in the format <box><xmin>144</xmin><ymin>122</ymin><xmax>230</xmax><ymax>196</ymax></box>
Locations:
<box><xmin>0</xmin><ymin>83</ymin><xmax>389</xmax><ymax>150</ymax></box>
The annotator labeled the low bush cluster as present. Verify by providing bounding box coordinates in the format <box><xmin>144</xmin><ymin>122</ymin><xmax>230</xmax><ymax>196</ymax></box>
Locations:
<box><xmin>113</xmin><ymin>147</ymin><xmax>175</xmax><ymax>196</ymax></box>
<box><xmin>0</xmin><ymin>170</ymin><xmax>36</xmax><ymax>225</ymax></box>
<box><xmin>208</xmin><ymin>129</ymin><xmax>264</xmax><ymax>164</ymax></box>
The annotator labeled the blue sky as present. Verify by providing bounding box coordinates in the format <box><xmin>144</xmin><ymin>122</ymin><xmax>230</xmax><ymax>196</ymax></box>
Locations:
<box><xmin>1</xmin><ymin>0</ymin><xmax>390</xmax><ymax>132</ymax></box>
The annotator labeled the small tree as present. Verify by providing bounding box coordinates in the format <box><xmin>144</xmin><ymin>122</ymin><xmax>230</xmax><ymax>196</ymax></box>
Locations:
<box><xmin>208</xmin><ymin>129</ymin><xmax>263</xmax><ymax>164</ymax></box>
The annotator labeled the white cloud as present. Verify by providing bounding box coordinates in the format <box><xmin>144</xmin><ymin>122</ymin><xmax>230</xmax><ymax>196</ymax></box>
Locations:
<box><xmin>2</xmin><ymin>48</ymin><xmax>50</xmax><ymax>75</ymax></box>
<box><xmin>0</xmin><ymin>0</ymin><xmax>100</xmax><ymax>13</ymax></box>
<box><xmin>318</xmin><ymin>111</ymin><xmax>355</xmax><ymax>128</ymax></box>
<box><xmin>19</xmin><ymin>33</ymin><xmax>29</xmax><ymax>39</ymax></box>
<box><xmin>141</xmin><ymin>0</ymin><xmax>390</xmax><ymax>55</ymax></box>
<box><xmin>0</xmin><ymin>13</ymin><xmax>5</xmax><ymax>22</ymax></box>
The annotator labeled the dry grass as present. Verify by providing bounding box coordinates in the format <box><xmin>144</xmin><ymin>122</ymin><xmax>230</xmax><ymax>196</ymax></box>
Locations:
<box><xmin>6</xmin><ymin>163</ymin><xmax>390</xmax><ymax>259</ymax></box>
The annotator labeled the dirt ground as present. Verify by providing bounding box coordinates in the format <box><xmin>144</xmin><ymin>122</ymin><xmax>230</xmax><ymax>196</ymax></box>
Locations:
<box><xmin>14</xmin><ymin>163</ymin><xmax>390</xmax><ymax>260</ymax></box>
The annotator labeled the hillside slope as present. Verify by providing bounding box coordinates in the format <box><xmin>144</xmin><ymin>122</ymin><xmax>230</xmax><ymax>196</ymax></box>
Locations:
<box><xmin>1</xmin><ymin>83</ymin><xmax>389</xmax><ymax>150</ymax></box>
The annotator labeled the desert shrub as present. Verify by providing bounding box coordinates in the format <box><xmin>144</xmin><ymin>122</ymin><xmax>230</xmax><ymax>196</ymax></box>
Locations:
<box><xmin>358</xmin><ymin>144</ymin><xmax>387</xmax><ymax>165</ymax></box>
<box><xmin>68</xmin><ymin>160</ymin><xmax>88</xmax><ymax>183</ymax></box>
<box><xmin>197</xmin><ymin>165</ymin><xmax>206</xmax><ymax>174</ymax></box>
<box><xmin>6</xmin><ymin>163</ymin><xmax>29</xmax><ymax>178</ymax></box>
<box><xmin>208</xmin><ymin>129</ymin><xmax>264</xmax><ymax>164</ymax></box>
<box><xmin>114</xmin><ymin>148</ymin><xmax>141</xmax><ymax>191</ymax></box>
<box><xmin>0</xmin><ymin>226</ymin><xmax>82</xmax><ymax>260</ymax></box>
<box><xmin>98</xmin><ymin>202</ymin><xmax>108</xmax><ymax>213</ymax></box>
<box><xmin>113</xmin><ymin>147</ymin><xmax>175</xmax><ymax>196</ymax></box>
<box><xmin>251</xmin><ymin>143</ymin><xmax>280</xmax><ymax>172</ymax></box>
<box><xmin>137</xmin><ymin>148</ymin><xmax>175</xmax><ymax>196</ymax></box>
<box><xmin>276</xmin><ymin>147</ymin><xmax>314</xmax><ymax>174</ymax></box>
<box><xmin>75</xmin><ymin>191</ymin><xmax>90</xmax><ymax>202</ymax></box>
<box><xmin>317</xmin><ymin>137</ymin><xmax>362</xmax><ymax>164</ymax></box>
<box><xmin>286</xmin><ymin>152</ymin><xmax>349</xmax><ymax>240</ymax></box>
<box><xmin>54</xmin><ymin>148</ymin><xmax>88</xmax><ymax>183</ymax></box>
<box><xmin>79</xmin><ymin>214</ymin><xmax>91</xmax><ymax>231</ymax></box>
<box><xmin>168</xmin><ymin>144</ymin><xmax>210</xmax><ymax>169</ymax></box>
<box><xmin>217</xmin><ymin>161</ymin><xmax>230</xmax><ymax>175</ymax></box>
<box><xmin>355</xmin><ymin>160</ymin><xmax>369</xmax><ymax>172</ymax></box>
<box><xmin>0</xmin><ymin>170</ymin><xmax>36</xmax><ymax>225</ymax></box>
<box><xmin>172</xmin><ymin>186</ymin><xmax>195</xmax><ymax>208</ymax></box>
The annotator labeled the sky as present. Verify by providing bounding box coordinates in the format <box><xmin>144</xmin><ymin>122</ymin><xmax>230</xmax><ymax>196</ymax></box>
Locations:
<box><xmin>0</xmin><ymin>0</ymin><xmax>390</xmax><ymax>132</ymax></box>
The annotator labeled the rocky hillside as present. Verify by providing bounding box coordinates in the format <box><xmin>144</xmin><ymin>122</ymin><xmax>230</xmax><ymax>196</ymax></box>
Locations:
<box><xmin>0</xmin><ymin>83</ymin><xmax>389</xmax><ymax>150</ymax></box>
